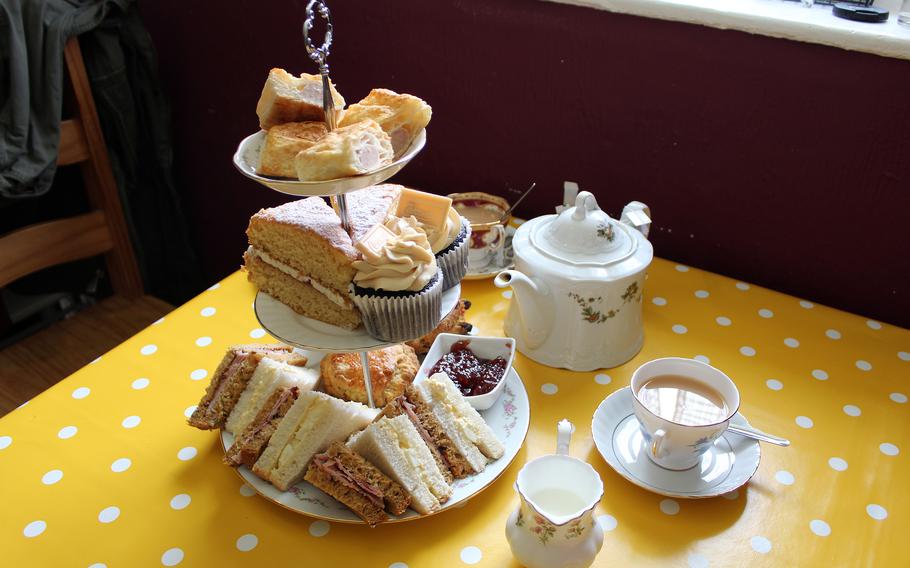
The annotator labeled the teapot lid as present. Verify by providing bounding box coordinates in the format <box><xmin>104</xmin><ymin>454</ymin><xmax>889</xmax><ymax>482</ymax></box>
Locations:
<box><xmin>530</xmin><ymin>191</ymin><xmax>635</xmax><ymax>267</ymax></box>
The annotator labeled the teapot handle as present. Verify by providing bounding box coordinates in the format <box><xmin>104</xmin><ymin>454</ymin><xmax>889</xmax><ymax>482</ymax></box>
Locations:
<box><xmin>621</xmin><ymin>201</ymin><xmax>651</xmax><ymax>239</ymax></box>
<box><xmin>556</xmin><ymin>419</ymin><xmax>573</xmax><ymax>456</ymax></box>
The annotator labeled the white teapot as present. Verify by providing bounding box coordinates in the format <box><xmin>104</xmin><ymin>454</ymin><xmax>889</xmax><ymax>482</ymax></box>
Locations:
<box><xmin>494</xmin><ymin>191</ymin><xmax>652</xmax><ymax>371</ymax></box>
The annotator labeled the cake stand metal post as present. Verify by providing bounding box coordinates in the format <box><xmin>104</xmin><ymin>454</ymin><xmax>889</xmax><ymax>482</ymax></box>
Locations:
<box><xmin>304</xmin><ymin>0</ymin><xmax>376</xmax><ymax>409</ymax></box>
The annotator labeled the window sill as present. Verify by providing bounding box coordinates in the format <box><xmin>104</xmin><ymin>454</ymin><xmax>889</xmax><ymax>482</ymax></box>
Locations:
<box><xmin>548</xmin><ymin>0</ymin><xmax>910</xmax><ymax>60</ymax></box>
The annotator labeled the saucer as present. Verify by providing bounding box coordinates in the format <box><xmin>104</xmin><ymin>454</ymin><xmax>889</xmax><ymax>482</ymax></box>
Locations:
<box><xmin>464</xmin><ymin>226</ymin><xmax>515</xmax><ymax>280</ymax></box>
<box><xmin>591</xmin><ymin>387</ymin><xmax>761</xmax><ymax>499</ymax></box>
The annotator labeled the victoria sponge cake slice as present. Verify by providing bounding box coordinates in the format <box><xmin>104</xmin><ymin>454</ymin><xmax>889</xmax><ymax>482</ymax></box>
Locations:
<box><xmin>244</xmin><ymin>197</ymin><xmax>362</xmax><ymax>329</ymax></box>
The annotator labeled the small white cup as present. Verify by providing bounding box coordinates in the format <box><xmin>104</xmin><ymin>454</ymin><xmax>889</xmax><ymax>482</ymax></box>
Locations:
<box><xmin>630</xmin><ymin>357</ymin><xmax>740</xmax><ymax>470</ymax></box>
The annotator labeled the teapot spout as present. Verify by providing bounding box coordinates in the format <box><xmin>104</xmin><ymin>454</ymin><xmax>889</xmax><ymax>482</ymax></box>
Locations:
<box><xmin>494</xmin><ymin>270</ymin><xmax>553</xmax><ymax>349</ymax></box>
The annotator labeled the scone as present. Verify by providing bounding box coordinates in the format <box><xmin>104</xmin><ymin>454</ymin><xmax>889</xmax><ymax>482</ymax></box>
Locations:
<box><xmin>320</xmin><ymin>344</ymin><xmax>419</xmax><ymax>407</ymax></box>
<box><xmin>339</xmin><ymin>89</ymin><xmax>431</xmax><ymax>156</ymax></box>
<box><xmin>405</xmin><ymin>299</ymin><xmax>472</xmax><ymax>355</ymax></box>
<box><xmin>258</xmin><ymin>122</ymin><xmax>328</xmax><ymax>178</ymax></box>
<box><xmin>294</xmin><ymin>120</ymin><xmax>394</xmax><ymax>181</ymax></box>
<box><xmin>256</xmin><ymin>68</ymin><xmax>345</xmax><ymax>130</ymax></box>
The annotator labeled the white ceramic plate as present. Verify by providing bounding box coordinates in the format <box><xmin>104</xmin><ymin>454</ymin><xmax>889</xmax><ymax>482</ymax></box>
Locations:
<box><xmin>232</xmin><ymin>129</ymin><xmax>426</xmax><ymax>197</ymax></box>
<box><xmin>464</xmin><ymin>225</ymin><xmax>515</xmax><ymax>280</ymax></box>
<box><xmin>221</xmin><ymin>367</ymin><xmax>530</xmax><ymax>523</ymax></box>
<box><xmin>591</xmin><ymin>387</ymin><xmax>761</xmax><ymax>499</ymax></box>
<box><xmin>253</xmin><ymin>284</ymin><xmax>460</xmax><ymax>352</ymax></box>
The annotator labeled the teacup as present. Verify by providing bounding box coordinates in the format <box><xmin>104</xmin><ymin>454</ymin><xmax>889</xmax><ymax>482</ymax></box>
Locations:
<box><xmin>448</xmin><ymin>192</ymin><xmax>510</xmax><ymax>270</ymax></box>
<box><xmin>630</xmin><ymin>357</ymin><xmax>740</xmax><ymax>470</ymax></box>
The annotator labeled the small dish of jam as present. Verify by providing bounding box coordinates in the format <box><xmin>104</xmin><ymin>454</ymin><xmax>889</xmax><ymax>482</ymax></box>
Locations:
<box><xmin>415</xmin><ymin>333</ymin><xmax>516</xmax><ymax>410</ymax></box>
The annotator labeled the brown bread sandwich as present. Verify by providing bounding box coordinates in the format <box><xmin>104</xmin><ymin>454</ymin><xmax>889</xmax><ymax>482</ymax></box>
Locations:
<box><xmin>224</xmin><ymin>386</ymin><xmax>299</xmax><ymax>467</ymax></box>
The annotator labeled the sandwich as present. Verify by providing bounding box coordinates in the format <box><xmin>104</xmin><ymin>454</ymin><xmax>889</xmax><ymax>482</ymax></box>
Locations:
<box><xmin>347</xmin><ymin>414</ymin><xmax>452</xmax><ymax>515</ymax></box>
<box><xmin>339</xmin><ymin>89</ymin><xmax>431</xmax><ymax>156</ymax></box>
<box><xmin>256</xmin><ymin>68</ymin><xmax>345</xmax><ymax>130</ymax></box>
<box><xmin>293</xmin><ymin>120</ymin><xmax>394</xmax><ymax>181</ymax></box>
<box><xmin>258</xmin><ymin>121</ymin><xmax>328</xmax><ymax>178</ymax></box>
<box><xmin>225</xmin><ymin>357</ymin><xmax>319</xmax><ymax>435</ymax></box>
<box><xmin>252</xmin><ymin>391</ymin><xmax>377</xmax><ymax>491</ymax></box>
<box><xmin>304</xmin><ymin>441</ymin><xmax>411</xmax><ymax>526</ymax></box>
<box><xmin>188</xmin><ymin>344</ymin><xmax>306</xmax><ymax>430</ymax></box>
<box><xmin>224</xmin><ymin>385</ymin><xmax>298</xmax><ymax>468</ymax></box>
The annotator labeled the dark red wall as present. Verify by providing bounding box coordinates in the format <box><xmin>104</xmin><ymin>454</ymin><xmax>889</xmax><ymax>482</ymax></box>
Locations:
<box><xmin>141</xmin><ymin>0</ymin><xmax>910</xmax><ymax>327</ymax></box>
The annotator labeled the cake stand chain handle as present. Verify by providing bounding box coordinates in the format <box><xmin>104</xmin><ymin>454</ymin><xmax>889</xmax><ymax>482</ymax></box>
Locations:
<box><xmin>332</xmin><ymin>193</ymin><xmax>352</xmax><ymax>234</ymax></box>
<box><xmin>303</xmin><ymin>0</ymin><xmax>336</xmax><ymax>131</ymax></box>
<box><xmin>360</xmin><ymin>350</ymin><xmax>376</xmax><ymax>408</ymax></box>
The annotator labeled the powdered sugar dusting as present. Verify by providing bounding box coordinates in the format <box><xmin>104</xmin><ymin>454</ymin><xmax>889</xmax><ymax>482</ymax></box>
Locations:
<box><xmin>251</xmin><ymin>197</ymin><xmax>358</xmax><ymax>258</ymax></box>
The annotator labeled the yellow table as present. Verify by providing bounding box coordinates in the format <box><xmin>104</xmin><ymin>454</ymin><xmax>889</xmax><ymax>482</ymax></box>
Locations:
<box><xmin>3</xmin><ymin>258</ymin><xmax>908</xmax><ymax>567</ymax></box>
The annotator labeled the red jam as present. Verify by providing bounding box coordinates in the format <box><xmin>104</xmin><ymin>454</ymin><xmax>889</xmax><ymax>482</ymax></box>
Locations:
<box><xmin>429</xmin><ymin>340</ymin><xmax>508</xmax><ymax>396</ymax></box>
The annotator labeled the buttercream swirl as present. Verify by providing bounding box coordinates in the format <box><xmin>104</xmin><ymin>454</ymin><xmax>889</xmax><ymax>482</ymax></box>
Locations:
<box><xmin>353</xmin><ymin>216</ymin><xmax>438</xmax><ymax>292</ymax></box>
<box><xmin>419</xmin><ymin>208</ymin><xmax>462</xmax><ymax>254</ymax></box>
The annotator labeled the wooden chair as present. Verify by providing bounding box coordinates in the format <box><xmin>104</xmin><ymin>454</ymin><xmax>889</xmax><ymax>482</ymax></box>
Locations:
<box><xmin>0</xmin><ymin>37</ymin><xmax>143</xmax><ymax>297</ymax></box>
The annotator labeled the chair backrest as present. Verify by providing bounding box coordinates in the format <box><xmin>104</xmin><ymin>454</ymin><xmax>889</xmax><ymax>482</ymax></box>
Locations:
<box><xmin>0</xmin><ymin>37</ymin><xmax>143</xmax><ymax>297</ymax></box>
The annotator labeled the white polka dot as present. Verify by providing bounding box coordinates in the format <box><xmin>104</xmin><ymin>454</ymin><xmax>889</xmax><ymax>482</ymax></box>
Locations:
<box><xmin>722</xmin><ymin>490</ymin><xmax>739</xmax><ymax>500</ymax></box>
<box><xmin>184</xmin><ymin>405</ymin><xmax>196</xmax><ymax>418</ymax></box>
<box><xmin>672</xmin><ymin>324</ymin><xmax>687</xmax><ymax>334</ymax></box>
<box><xmin>826</xmin><ymin>329</ymin><xmax>841</xmax><ymax>340</ymax></box>
<box><xmin>90</xmin><ymin>356</ymin><xmax>102</xmax><ymax>364</ymax></box>
<box><xmin>740</xmin><ymin>346</ymin><xmax>756</xmax><ymax>357</ymax></box>
<box><xmin>389</xmin><ymin>563</ymin><xmax>409</xmax><ymax>568</ymax></box>
<box><xmin>652</xmin><ymin>297</ymin><xmax>667</xmax><ymax>306</ymax></box>
<box><xmin>597</xmin><ymin>514</ymin><xmax>617</xmax><ymax>532</ymax></box>
<box><xmin>775</xmin><ymin>470</ymin><xmax>795</xmax><ymax>485</ymax></box>
<box><xmin>687</xmin><ymin>553</ymin><xmax>709</xmax><ymax>568</ymax></box>
<box><xmin>132</xmin><ymin>377</ymin><xmax>150</xmax><ymax>390</ymax></box>
<box><xmin>799</xmin><ymin>300</ymin><xmax>814</xmax><ymax>309</ymax></box>
<box><xmin>866</xmin><ymin>504</ymin><xmax>888</xmax><ymax>521</ymax></box>
<box><xmin>88</xmin><ymin>564</ymin><xmax>107</xmax><ymax>568</ymax></box>
<box><xmin>208</xmin><ymin>282</ymin><xmax>221</xmax><ymax>290</ymax></box>
<box><xmin>57</xmin><ymin>426</ymin><xmax>77</xmax><ymax>439</ymax></box>
<box><xmin>843</xmin><ymin>405</ymin><xmax>861</xmax><ymax>417</ymax></box>
<box><xmin>72</xmin><ymin>386</ymin><xmax>91</xmax><ymax>399</ymax></box>
<box><xmin>42</xmin><ymin>469</ymin><xmax>63</xmax><ymax>485</ymax></box>
<box><xmin>784</xmin><ymin>337</ymin><xmax>800</xmax><ymax>348</ymax></box>
<box><xmin>152</xmin><ymin>317</ymin><xmax>165</xmax><ymax>326</ymax></box>
<box><xmin>170</xmin><ymin>494</ymin><xmax>191</xmax><ymax>510</ymax></box>
<box><xmin>200</xmin><ymin>307</ymin><xmax>216</xmax><ymax>317</ymax></box>
<box><xmin>899</xmin><ymin>351</ymin><xmax>910</xmax><ymax>361</ymax></box>
<box><xmin>856</xmin><ymin>360</ymin><xmax>872</xmax><ymax>371</ymax></box>
<box><xmin>880</xmin><ymin>443</ymin><xmax>899</xmax><ymax>456</ymax></box>
<box><xmin>735</xmin><ymin>282</ymin><xmax>750</xmax><ymax>290</ymax></box>
<box><xmin>890</xmin><ymin>393</ymin><xmax>908</xmax><ymax>404</ymax></box>
<box><xmin>694</xmin><ymin>290</ymin><xmax>709</xmax><ymax>298</ymax></box>
<box><xmin>309</xmin><ymin>520</ymin><xmax>330</xmax><ymax>537</ymax></box>
<box><xmin>23</xmin><ymin>520</ymin><xmax>46</xmax><ymax>537</ymax></box>
<box><xmin>0</xmin><ymin>436</ymin><xmax>11</xmax><ymax>450</ymax></box>
<box><xmin>460</xmin><ymin>546</ymin><xmax>482</xmax><ymax>564</ymax></box>
<box><xmin>751</xmin><ymin>536</ymin><xmax>772</xmax><ymax>554</ymax></box>
<box><xmin>541</xmin><ymin>383</ymin><xmax>558</xmax><ymax>395</ymax></box>
<box><xmin>239</xmin><ymin>484</ymin><xmax>256</xmax><ymax>497</ymax></box>
<box><xmin>693</xmin><ymin>355</ymin><xmax>710</xmax><ymax>364</ymax></box>
<box><xmin>140</xmin><ymin>344</ymin><xmax>158</xmax><ymax>356</ymax></box>
<box><xmin>111</xmin><ymin>458</ymin><xmax>132</xmax><ymax>473</ymax></box>
<box><xmin>758</xmin><ymin>308</ymin><xmax>774</xmax><ymax>318</ymax></box>
<box><xmin>828</xmin><ymin>457</ymin><xmax>848</xmax><ymax>471</ymax></box>
<box><xmin>236</xmin><ymin>533</ymin><xmax>258</xmax><ymax>552</ymax></box>
<box><xmin>716</xmin><ymin>316</ymin><xmax>732</xmax><ymax>326</ymax></box>
<box><xmin>811</xmin><ymin>369</ymin><xmax>828</xmax><ymax>381</ymax></box>
<box><xmin>249</xmin><ymin>328</ymin><xmax>266</xmax><ymax>339</ymax></box>
<box><xmin>659</xmin><ymin>499</ymin><xmax>680</xmax><ymax>515</ymax></box>
<box><xmin>177</xmin><ymin>447</ymin><xmax>197</xmax><ymax>461</ymax></box>
<box><xmin>810</xmin><ymin>519</ymin><xmax>831</xmax><ymax>537</ymax></box>
<box><xmin>866</xmin><ymin>320</ymin><xmax>882</xmax><ymax>330</ymax></box>
<box><xmin>766</xmin><ymin>379</ymin><xmax>783</xmax><ymax>391</ymax></box>
<box><xmin>501</xmin><ymin>290</ymin><xmax>513</xmax><ymax>299</ymax></box>
<box><xmin>98</xmin><ymin>506</ymin><xmax>120</xmax><ymax>523</ymax></box>
<box><xmin>594</xmin><ymin>373</ymin><xmax>611</xmax><ymax>385</ymax></box>
<box><xmin>675</xmin><ymin>264</ymin><xmax>689</xmax><ymax>272</ymax></box>
<box><xmin>189</xmin><ymin>369</ymin><xmax>207</xmax><ymax>381</ymax></box>
<box><xmin>122</xmin><ymin>415</ymin><xmax>141</xmax><ymax>429</ymax></box>
<box><xmin>796</xmin><ymin>416</ymin><xmax>814</xmax><ymax>429</ymax></box>
<box><xmin>195</xmin><ymin>336</ymin><xmax>212</xmax><ymax>347</ymax></box>
<box><xmin>161</xmin><ymin>547</ymin><xmax>184</xmax><ymax>566</ymax></box>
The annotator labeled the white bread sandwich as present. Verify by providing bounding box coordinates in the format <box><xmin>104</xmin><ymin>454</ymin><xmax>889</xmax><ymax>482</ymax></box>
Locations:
<box><xmin>339</xmin><ymin>89</ymin><xmax>431</xmax><ymax>156</ymax></box>
<box><xmin>294</xmin><ymin>120</ymin><xmax>393</xmax><ymax>181</ymax></box>
<box><xmin>224</xmin><ymin>357</ymin><xmax>319</xmax><ymax>435</ymax></box>
<box><xmin>413</xmin><ymin>373</ymin><xmax>504</xmax><ymax>473</ymax></box>
<box><xmin>252</xmin><ymin>391</ymin><xmax>377</xmax><ymax>491</ymax></box>
<box><xmin>258</xmin><ymin>121</ymin><xmax>328</xmax><ymax>178</ymax></box>
<box><xmin>256</xmin><ymin>68</ymin><xmax>345</xmax><ymax>130</ymax></box>
<box><xmin>347</xmin><ymin>414</ymin><xmax>453</xmax><ymax>514</ymax></box>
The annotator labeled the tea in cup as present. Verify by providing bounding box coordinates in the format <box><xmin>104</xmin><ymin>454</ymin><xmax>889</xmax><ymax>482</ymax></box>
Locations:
<box><xmin>448</xmin><ymin>192</ymin><xmax>510</xmax><ymax>270</ymax></box>
<box><xmin>630</xmin><ymin>357</ymin><xmax>740</xmax><ymax>470</ymax></box>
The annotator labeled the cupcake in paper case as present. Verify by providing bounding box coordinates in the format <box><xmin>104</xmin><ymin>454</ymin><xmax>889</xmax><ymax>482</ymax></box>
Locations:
<box><xmin>350</xmin><ymin>217</ymin><xmax>443</xmax><ymax>342</ymax></box>
<box><xmin>428</xmin><ymin>213</ymin><xmax>470</xmax><ymax>291</ymax></box>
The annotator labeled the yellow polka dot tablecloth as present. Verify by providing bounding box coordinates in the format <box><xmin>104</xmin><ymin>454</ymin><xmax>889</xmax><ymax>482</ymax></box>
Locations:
<box><xmin>2</xmin><ymin>258</ymin><xmax>908</xmax><ymax>567</ymax></box>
